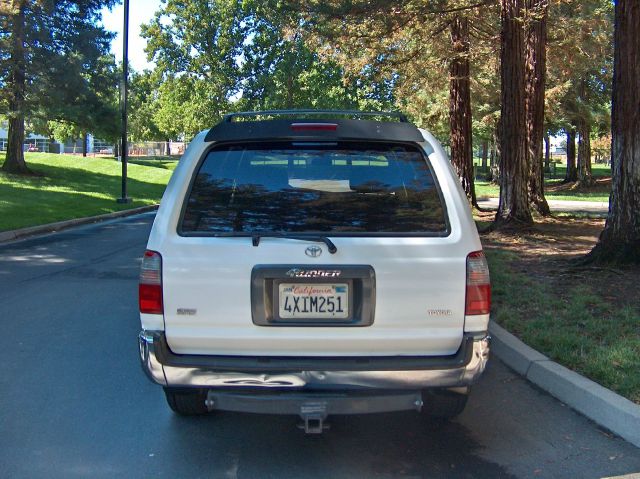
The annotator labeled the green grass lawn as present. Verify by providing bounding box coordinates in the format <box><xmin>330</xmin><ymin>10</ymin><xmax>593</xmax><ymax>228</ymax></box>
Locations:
<box><xmin>123</xmin><ymin>155</ymin><xmax>179</xmax><ymax>171</ymax></box>
<box><xmin>487</xmin><ymin>249</ymin><xmax>640</xmax><ymax>404</ymax></box>
<box><xmin>474</xmin><ymin>162</ymin><xmax>612</xmax><ymax>202</ymax></box>
<box><xmin>0</xmin><ymin>152</ymin><xmax>177</xmax><ymax>231</ymax></box>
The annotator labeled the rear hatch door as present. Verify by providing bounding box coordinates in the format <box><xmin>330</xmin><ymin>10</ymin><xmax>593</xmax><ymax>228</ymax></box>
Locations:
<box><xmin>161</xmin><ymin>140</ymin><xmax>466</xmax><ymax>357</ymax></box>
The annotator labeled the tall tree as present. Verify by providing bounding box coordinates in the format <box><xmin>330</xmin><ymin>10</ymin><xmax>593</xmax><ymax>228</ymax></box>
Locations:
<box><xmin>577</xmin><ymin>116</ymin><xmax>594</xmax><ymax>186</ymax></box>
<box><xmin>0</xmin><ymin>0</ymin><xmax>116</xmax><ymax>174</ymax></box>
<box><xmin>495</xmin><ymin>0</ymin><xmax>533</xmax><ymax>226</ymax></box>
<box><xmin>564</xmin><ymin>126</ymin><xmax>577</xmax><ymax>182</ymax></box>
<box><xmin>2</xmin><ymin>1</ymin><xmax>27</xmax><ymax>173</ymax></box>
<box><xmin>449</xmin><ymin>15</ymin><xmax>477</xmax><ymax>206</ymax></box>
<box><xmin>589</xmin><ymin>0</ymin><xmax>640</xmax><ymax>263</ymax></box>
<box><xmin>525</xmin><ymin>0</ymin><xmax>550</xmax><ymax>215</ymax></box>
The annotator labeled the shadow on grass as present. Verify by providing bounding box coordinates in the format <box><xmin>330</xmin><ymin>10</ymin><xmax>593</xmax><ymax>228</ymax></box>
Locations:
<box><xmin>115</xmin><ymin>157</ymin><xmax>178</xmax><ymax>171</ymax></box>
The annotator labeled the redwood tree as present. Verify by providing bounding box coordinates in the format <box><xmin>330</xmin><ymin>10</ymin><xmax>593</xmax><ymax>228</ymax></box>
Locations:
<box><xmin>589</xmin><ymin>0</ymin><xmax>640</xmax><ymax>263</ymax></box>
<box><xmin>577</xmin><ymin>120</ymin><xmax>595</xmax><ymax>186</ymax></box>
<box><xmin>495</xmin><ymin>0</ymin><xmax>533</xmax><ymax>226</ymax></box>
<box><xmin>564</xmin><ymin>127</ymin><xmax>577</xmax><ymax>183</ymax></box>
<box><xmin>525</xmin><ymin>0</ymin><xmax>550</xmax><ymax>215</ymax></box>
<box><xmin>449</xmin><ymin>15</ymin><xmax>477</xmax><ymax>206</ymax></box>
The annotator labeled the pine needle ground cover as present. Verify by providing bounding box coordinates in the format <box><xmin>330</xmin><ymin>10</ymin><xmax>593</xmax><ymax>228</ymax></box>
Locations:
<box><xmin>0</xmin><ymin>153</ymin><xmax>176</xmax><ymax>232</ymax></box>
<box><xmin>479</xmin><ymin>214</ymin><xmax>640</xmax><ymax>404</ymax></box>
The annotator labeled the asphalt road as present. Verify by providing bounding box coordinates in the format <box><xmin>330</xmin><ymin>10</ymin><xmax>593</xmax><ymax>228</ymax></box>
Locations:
<box><xmin>1</xmin><ymin>214</ymin><xmax>639</xmax><ymax>479</ymax></box>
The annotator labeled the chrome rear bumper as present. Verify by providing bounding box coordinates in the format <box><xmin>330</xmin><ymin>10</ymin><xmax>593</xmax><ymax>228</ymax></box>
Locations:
<box><xmin>139</xmin><ymin>331</ymin><xmax>490</xmax><ymax>390</ymax></box>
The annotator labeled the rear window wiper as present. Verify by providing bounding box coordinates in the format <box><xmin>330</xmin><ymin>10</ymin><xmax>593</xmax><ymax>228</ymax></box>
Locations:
<box><xmin>251</xmin><ymin>234</ymin><xmax>337</xmax><ymax>254</ymax></box>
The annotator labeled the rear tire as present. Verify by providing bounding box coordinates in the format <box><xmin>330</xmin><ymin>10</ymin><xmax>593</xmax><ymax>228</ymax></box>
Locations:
<box><xmin>421</xmin><ymin>388</ymin><xmax>468</xmax><ymax>419</ymax></box>
<box><xmin>163</xmin><ymin>387</ymin><xmax>209</xmax><ymax>415</ymax></box>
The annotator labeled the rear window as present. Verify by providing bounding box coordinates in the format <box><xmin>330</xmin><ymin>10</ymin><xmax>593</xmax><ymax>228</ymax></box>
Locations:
<box><xmin>180</xmin><ymin>141</ymin><xmax>448</xmax><ymax>235</ymax></box>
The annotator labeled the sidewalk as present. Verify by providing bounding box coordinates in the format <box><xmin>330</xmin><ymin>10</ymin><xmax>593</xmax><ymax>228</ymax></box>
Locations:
<box><xmin>478</xmin><ymin>198</ymin><xmax>609</xmax><ymax>214</ymax></box>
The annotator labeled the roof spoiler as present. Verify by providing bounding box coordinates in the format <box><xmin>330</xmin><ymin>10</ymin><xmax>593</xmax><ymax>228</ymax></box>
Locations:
<box><xmin>222</xmin><ymin>109</ymin><xmax>409</xmax><ymax>123</ymax></box>
<box><xmin>205</xmin><ymin>111</ymin><xmax>423</xmax><ymax>143</ymax></box>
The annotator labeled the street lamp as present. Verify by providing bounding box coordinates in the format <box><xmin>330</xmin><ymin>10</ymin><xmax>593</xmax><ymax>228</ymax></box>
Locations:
<box><xmin>117</xmin><ymin>0</ymin><xmax>131</xmax><ymax>204</ymax></box>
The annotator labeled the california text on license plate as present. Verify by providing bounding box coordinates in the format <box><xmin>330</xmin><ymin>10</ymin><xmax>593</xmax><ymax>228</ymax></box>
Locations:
<box><xmin>278</xmin><ymin>283</ymin><xmax>349</xmax><ymax>319</ymax></box>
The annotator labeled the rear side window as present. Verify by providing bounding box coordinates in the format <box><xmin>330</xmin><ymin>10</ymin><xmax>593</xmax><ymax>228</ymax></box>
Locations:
<box><xmin>180</xmin><ymin>141</ymin><xmax>448</xmax><ymax>235</ymax></box>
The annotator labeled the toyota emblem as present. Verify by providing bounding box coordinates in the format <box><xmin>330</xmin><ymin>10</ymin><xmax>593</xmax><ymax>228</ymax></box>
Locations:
<box><xmin>305</xmin><ymin>245</ymin><xmax>322</xmax><ymax>258</ymax></box>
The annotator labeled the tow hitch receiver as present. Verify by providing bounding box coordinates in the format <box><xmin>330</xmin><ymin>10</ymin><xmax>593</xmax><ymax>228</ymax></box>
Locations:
<box><xmin>205</xmin><ymin>390</ymin><xmax>422</xmax><ymax>434</ymax></box>
<box><xmin>298</xmin><ymin>402</ymin><xmax>329</xmax><ymax>434</ymax></box>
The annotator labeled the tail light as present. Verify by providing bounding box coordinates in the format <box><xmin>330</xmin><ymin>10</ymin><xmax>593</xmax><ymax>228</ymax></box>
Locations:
<box><xmin>465</xmin><ymin>251</ymin><xmax>491</xmax><ymax>316</ymax></box>
<box><xmin>139</xmin><ymin>250</ymin><xmax>163</xmax><ymax>314</ymax></box>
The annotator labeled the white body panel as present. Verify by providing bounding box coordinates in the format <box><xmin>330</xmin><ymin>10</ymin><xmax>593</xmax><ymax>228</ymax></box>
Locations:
<box><xmin>144</xmin><ymin>129</ymin><xmax>483</xmax><ymax>357</ymax></box>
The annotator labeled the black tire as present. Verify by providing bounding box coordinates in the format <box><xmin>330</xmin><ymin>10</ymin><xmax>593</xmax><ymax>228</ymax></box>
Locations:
<box><xmin>421</xmin><ymin>388</ymin><xmax>469</xmax><ymax>419</ymax></box>
<box><xmin>163</xmin><ymin>387</ymin><xmax>209</xmax><ymax>415</ymax></box>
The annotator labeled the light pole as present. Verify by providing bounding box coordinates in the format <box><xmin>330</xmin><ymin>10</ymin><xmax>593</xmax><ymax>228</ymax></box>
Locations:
<box><xmin>117</xmin><ymin>0</ymin><xmax>131</xmax><ymax>203</ymax></box>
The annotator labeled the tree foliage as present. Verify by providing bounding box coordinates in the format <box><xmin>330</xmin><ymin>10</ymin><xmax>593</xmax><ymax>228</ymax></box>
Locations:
<box><xmin>0</xmin><ymin>0</ymin><xmax>118</xmax><ymax>173</ymax></box>
<box><xmin>141</xmin><ymin>0</ymin><xmax>245</xmax><ymax>134</ymax></box>
<box><xmin>139</xmin><ymin>0</ymin><xmax>391</xmax><ymax>139</ymax></box>
<box><xmin>127</xmin><ymin>70</ymin><xmax>163</xmax><ymax>142</ymax></box>
<box><xmin>546</xmin><ymin>0</ymin><xmax>613</xmax><ymax>186</ymax></box>
<box><xmin>239</xmin><ymin>7</ymin><xmax>388</xmax><ymax>112</ymax></box>
<box><xmin>289</xmin><ymin>0</ymin><xmax>501</xmax><ymax>205</ymax></box>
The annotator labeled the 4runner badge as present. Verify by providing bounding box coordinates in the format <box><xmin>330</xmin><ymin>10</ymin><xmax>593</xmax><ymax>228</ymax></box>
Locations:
<box><xmin>285</xmin><ymin>268</ymin><xmax>341</xmax><ymax>278</ymax></box>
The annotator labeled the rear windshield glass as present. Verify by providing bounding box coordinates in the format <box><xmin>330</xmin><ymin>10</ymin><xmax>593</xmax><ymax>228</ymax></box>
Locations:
<box><xmin>180</xmin><ymin>141</ymin><xmax>448</xmax><ymax>235</ymax></box>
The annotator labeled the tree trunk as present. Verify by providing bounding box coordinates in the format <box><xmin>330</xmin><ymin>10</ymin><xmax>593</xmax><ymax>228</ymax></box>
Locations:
<box><xmin>82</xmin><ymin>132</ymin><xmax>88</xmax><ymax>157</ymax></box>
<box><xmin>495</xmin><ymin>0</ymin><xmax>533</xmax><ymax>226</ymax></box>
<box><xmin>525</xmin><ymin>0</ymin><xmax>550</xmax><ymax>215</ymax></box>
<box><xmin>2</xmin><ymin>2</ymin><xmax>30</xmax><ymax>175</ymax></box>
<box><xmin>448</xmin><ymin>15</ymin><xmax>477</xmax><ymax>207</ymax></box>
<box><xmin>589</xmin><ymin>0</ymin><xmax>640</xmax><ymax>263</ymax></box>
<box><xmin>564</xmin><ymin>127</ymin><xmax>577</xmax><ymax>182</ymax></box>
<box><xmin>577</xmin><ymin>121</ymin><xmax>594</xmax><ymax>186</ymax></box>
<box><xmin>544</xmin><ymin>132</ymin><xmax>550</xmax><ymax>171</ymax></box>
<box><xmin>481</xmin><ymin>139</ymin><xmax>489</xmax><ymax>169</ymax></box>
<box><xmin>165</xmin><ymin>139</ymin><xmax>171</xmax><ymax>156</ymax></box>
<box><xmin>490</xmin><ymin>132</ymin><xmax>497</xmax><ymax>167</ymax></box>
<box><xmin>489</xmin><ymin>128</ymin><xmax>500</xmax><ymax>183</ymax></box>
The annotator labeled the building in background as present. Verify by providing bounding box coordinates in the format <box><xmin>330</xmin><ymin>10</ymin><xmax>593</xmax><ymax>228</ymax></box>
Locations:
<box><xmin>0</xmin><ymin>123</ymin><xmax>63</xmax><ymax>153</ymax></box>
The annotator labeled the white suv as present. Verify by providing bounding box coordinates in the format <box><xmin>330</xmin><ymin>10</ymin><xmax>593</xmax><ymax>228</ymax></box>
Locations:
<box><xmin>138</xmin><ymin>110</ymin><xmax>490</xmax><ymax>433</ymax></box>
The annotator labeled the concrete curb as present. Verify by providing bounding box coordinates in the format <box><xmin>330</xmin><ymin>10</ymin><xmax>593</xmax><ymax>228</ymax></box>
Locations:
<box><xmin>489</xmin><ymin>322</ymin><xmax>640</xmax><ymax>448</ymax></box>
<box><xmin>0</xmin><ymin>205</ymin><xmax>158</xmax><ymax>244</ymax></box>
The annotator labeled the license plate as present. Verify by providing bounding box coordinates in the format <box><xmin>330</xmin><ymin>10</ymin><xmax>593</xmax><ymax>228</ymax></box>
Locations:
<box><xmin>278</xmin><ymin>283</ymin><xmax>349</xmax><ymax>319</ymax></box>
